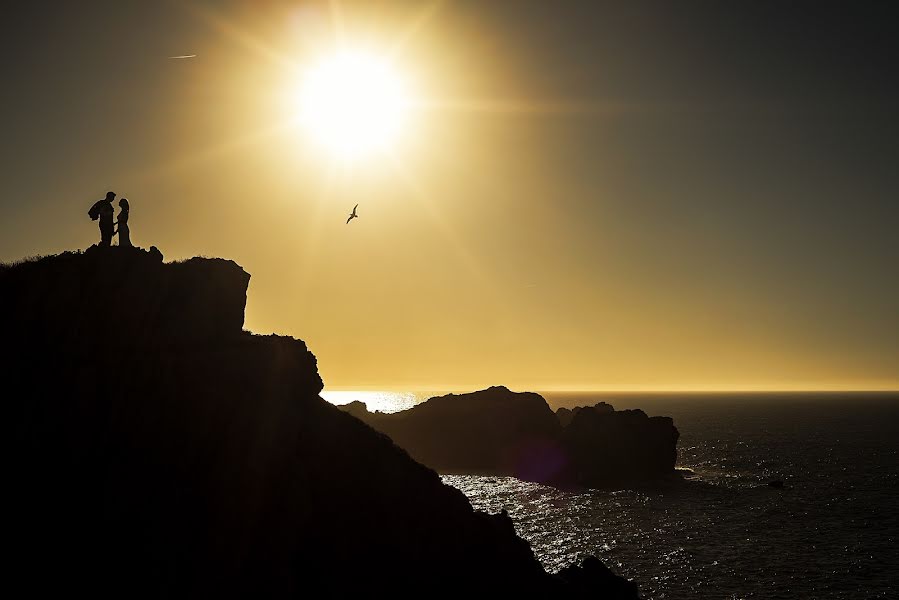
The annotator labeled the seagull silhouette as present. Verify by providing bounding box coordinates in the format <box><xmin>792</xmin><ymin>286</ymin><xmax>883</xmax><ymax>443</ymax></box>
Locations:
<box><xmin>346</xmin><ymin>204</ymin><xmax>358</xmax><ymax>224</ymax></box>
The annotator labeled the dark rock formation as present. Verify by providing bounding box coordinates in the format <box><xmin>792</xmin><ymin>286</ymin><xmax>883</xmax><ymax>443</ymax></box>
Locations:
<box><xmin>357</xmin><ymin>387</ymin><xmax>563</xmax><ymax>480</ymax></box>
<box><xmin>559</xmin><ymin>556</ymin><xmax>643</xmax><ymax>598</ymax></box>
<box><xmin>1</xmin><ymin>245</ymin><xmax>249</xmax><ymax>348</ymax></box>
<box><xmin>343</xmin><ymin>390</ymin><xmax>679</xmax><ymax>489</ymax></box>
<box><xmin>0</xmin><ymin>248</ymin><xmax>638</xmax><ymax>598</ymax></box>
<box><xmin>560</xmin><ymin>404</ymin><xmax>680</xmax><ymax>487</ymax></box>
<box><xmin>557</xmin><ymin>401</ymin><xmax>614</xmax><ymax>427</ymax></box>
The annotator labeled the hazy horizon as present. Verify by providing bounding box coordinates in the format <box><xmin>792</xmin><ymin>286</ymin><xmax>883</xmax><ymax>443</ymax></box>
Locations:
<box><xmin>323</xmin><ymin>386</ymin><xmax>899</xmax><ymax>393</ymax></box>
<box><xmin>2</xmin><ymin>1</ymin><xmax>897</xmax><ymax>391</ymax></box>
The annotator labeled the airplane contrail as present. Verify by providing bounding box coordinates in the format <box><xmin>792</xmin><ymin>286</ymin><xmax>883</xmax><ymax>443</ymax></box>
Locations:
<box><xmin>168</xmin><ymin>54</ymin><xmax>197</xmax><ymax>59</ymax></box>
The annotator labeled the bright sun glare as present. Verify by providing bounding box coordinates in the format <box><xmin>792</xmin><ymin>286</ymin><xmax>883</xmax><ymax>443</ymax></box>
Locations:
<box><xmin>297</xmin><ymin>50</ymin><xmax>411</xmax><ymax>161</ymax></box>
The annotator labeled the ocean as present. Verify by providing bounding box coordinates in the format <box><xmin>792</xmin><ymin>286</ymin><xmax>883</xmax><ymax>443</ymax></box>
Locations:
<box><xmin>322</xmin><ymin>391</ymin><xmax>899</xmax><ymax>599</ymax></box>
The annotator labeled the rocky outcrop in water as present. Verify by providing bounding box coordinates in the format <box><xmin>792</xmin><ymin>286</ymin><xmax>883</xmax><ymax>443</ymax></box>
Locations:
<box><xmin>0</xmin><ymin>247</ymin><xmax>638</xmax><ymax>598</ymax></box>
<box><xmin>343</xmin><ymin>387</ymin><xmax>680</xmax><ymax>488</ymax></box>
<box><xmin>560</xmin><ymin>403</ymin><xmax>679</xmax><ymax>487</ymax></box>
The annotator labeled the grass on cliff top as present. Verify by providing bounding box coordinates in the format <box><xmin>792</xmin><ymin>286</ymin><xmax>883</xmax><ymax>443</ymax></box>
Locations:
<box><xmin>0</xmin><ymin>253</ymin><xmax>56</xmax><ymax>272</ymax></box>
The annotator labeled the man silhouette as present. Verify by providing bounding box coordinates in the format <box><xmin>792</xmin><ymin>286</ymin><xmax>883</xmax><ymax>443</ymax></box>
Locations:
<box><xmin>88</xmin><ymin>192</ymin><xmax>116</xmax><ymax>247</ymax></box>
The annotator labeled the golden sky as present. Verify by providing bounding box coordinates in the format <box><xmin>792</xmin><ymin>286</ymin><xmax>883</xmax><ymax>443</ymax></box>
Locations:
<box><xmin>1</xmin><ymin>1</ymin><xmax>897</xmax><ymax>391</ymax></box>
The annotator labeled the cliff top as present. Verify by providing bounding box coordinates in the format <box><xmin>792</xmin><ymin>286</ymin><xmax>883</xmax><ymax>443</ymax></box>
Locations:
<box><xmin>0</xmin><ymin>245</ymin><xmax>251</xmax><ymax>350</ymax></box>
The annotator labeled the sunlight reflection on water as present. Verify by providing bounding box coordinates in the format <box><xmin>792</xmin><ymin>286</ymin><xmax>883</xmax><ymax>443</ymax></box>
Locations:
<box><xmin>325</xmin><ymin>391</ymin><xmax>899</xmax><ymax>599</ymax></box>
<box><xmin>320</xmin><ymin>390</ymin><xmax>424</xmax><ymax>413</ymax></box>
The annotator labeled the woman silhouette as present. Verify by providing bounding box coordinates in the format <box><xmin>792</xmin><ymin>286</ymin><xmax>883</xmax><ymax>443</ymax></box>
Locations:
<box><xmin>115</xmin><ymin>198</ymin><xmax>131</xmax><ymax>248</ymax></box>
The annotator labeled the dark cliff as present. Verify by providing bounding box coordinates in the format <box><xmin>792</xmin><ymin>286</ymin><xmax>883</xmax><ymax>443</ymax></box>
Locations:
<box><xmin>0</xmin><ymin>247</ymin><xmax>639</xmax><ymax>598</ymax></box>
<box><xmin>343</xmin><ymin>388</ymin><xmax>680</xmax><ymax>489</ymax></box>
<box><xmin>2</xmin><ymin>246</ymin><xmax>249</xmax><ymax>348</ymax></box>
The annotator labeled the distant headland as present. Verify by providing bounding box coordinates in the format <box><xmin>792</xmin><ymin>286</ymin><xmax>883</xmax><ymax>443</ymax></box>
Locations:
<box><xmin>341</xmin><ymin>386</ymin><xmax>680</xmax><ymax>488</ymax></box>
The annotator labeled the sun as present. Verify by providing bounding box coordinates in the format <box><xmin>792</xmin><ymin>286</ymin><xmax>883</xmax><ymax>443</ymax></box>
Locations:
<box><xmin>297</xmin><ymin>50</ymin><xmax>412</xmax><ymax>161</ymax></box>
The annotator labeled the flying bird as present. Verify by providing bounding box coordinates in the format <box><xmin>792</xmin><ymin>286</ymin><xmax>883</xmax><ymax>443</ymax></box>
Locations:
<box><xmin>168</xmin><ymin>54</ymin><xmax>197</xmax><ymax>59</ymax></box>
<box><xmin>346</xmin><ymin>204</ymin><xmax>358</xmax><ymax>224</ymax></box>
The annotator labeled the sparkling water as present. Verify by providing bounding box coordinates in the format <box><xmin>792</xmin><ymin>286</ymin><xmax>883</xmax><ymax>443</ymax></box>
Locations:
<box><xmin>324</xmin><ymin>390</ymin><xmax>899</xmax><ymax>598</ymax></box>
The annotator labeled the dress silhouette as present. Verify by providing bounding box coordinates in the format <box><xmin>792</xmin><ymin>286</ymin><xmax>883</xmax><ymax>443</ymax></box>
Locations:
<box><xmin>115</xmin><ymin>198</ymin><xmax>131</xmax><ymax>248</ymax></box>
<box><xmin>88</xmin><ymin>192</ymin><xmax>116</xmax><ymax>247</ymax></box>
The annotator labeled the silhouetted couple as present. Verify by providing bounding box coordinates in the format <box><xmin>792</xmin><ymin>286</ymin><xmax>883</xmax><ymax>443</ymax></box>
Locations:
<box><xmin>89</xmin><ymin>191</ymin><xmax>131</xmax><ymax>248</ymax></box>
